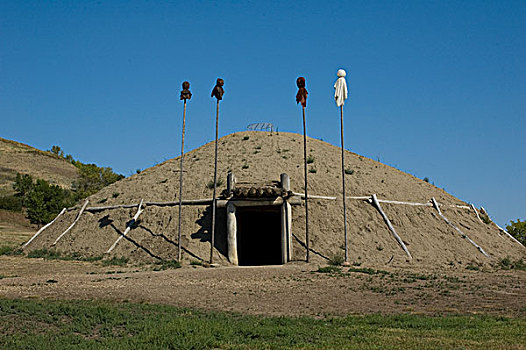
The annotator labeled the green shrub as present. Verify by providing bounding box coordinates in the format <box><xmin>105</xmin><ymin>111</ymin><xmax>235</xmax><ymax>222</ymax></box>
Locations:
<box><xmin>0</xmin><ymin>246</ymin><xmax>23</xmax><ymax>256</ymax></box>
<box><xmin>345</xmin><ymin>168</ymin><xmax>355</xmax><ymax>175</ymax></box>
<box><xmin>480</xmin><ymin>213</ymin><xmax>492</xmax><ymax>224</ymax></box>
<box><xmin>27</xmin><ymin>249</ymin><xmax>62</xmax><ymax>260</ymax></box>
<box><xmin>316</xmin><ymin>265</ymin><xmax>342</xmax><ymax>274</ymax></box>
<box><xmin>206</xmin><ymin>178</ymin><xmax>223</xmax><ymax>189</ymax></box>
<box><xmin>102</xmin><ymin>256</ymin><xmax>129</xmax><ymax>266</ymax></box>
<box><xmin>499</xmin><ymin>256</ymin><xmax>526</xmax><ymax>271</ymax></box>
<box><xmin>506</xmin><ymin>219</ymin><xmax>526</xmax><ymax>245</ymax></box>
<box><xmin>466</xmin><ymin>264</ymin><xmax>480</xmax><ymax>271</ymax></box>
<box><xmin>242</xmin><ymin>136</ymin><xmax>250</xmax><ymax>140</ymax></box>
<box><xmin>306</xmin><ymin>155</ymin><xmax>315</xmax><ymax>164</ymax></box>
<box><xmin>308</xmin><ymin>167</ymin><xmax>317</xmax><ymax>174</ymax></box>
<box><xmin>153</xmin><ymin>260</ymin><xmax>182</xmax><ymax>271</ymax></box>
<box><xmin>328</xmin><ymin>253</ymin><xmax>345</xmax><ymax>266</ymax></box>
<box><xmin>0</xmin><ymin>195</ymin><xmax>23</xmax><ymax>212</ymax></box>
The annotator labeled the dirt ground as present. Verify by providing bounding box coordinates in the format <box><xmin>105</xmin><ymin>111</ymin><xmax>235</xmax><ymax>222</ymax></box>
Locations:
<box><xmin>1</xmin><ymin>255</ymin><xmax>524</xmax><ymax>318</ymax></box>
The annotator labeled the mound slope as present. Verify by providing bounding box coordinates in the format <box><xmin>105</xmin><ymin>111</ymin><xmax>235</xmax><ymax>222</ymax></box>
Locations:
<box><xmin>0</xmin><ymin>137</ymin><xmax>79</xmax><ymax>196</ymax></box>
<box><xmin>24</xmin><ymin>131</ymin><xmax>524</xmax><ymax>268</ymax></box>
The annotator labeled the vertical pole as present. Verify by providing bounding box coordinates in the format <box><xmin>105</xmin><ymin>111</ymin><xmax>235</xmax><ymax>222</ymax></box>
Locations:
<box><xmin>302</xmin><ymin>106</ymin><xmax>310</xmax><ymax>262</ymax></box>
<box><xmin>340</xmin><ymin>105</ymin><xmax>349</xmax><ymax>264</ymax></box>
<box><xmin>177</xmin><ymin>100</ymin><xmax>187</xmax><ymax>262</ymax></box>
<box><xmin>210</xmin><ymin>100</ymin><xmax>219</xmax><ymax>263</ymax></box>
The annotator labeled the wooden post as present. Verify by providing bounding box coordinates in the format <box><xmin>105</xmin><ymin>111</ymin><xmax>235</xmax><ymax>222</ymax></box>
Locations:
<box><xmin>210</xmin><ymin>100</ymin><xmax>219</xmax><ymax>263</ymax></box>
<box><xmin>280</xmin><ymin>173</ymin><xmax>290</xmax><ymax>191</ymax></box>
<box><xmin>52</xmin><ymin>200</ymin><xmax>89</xmax><ymax>246</ymax></box>
<box><xmin>281</xmin><ymin>173</ymin><xmax>293</xmax><ymax>261</ymax></box>
<box><xmin>340</xmin><ymin>105</ymin><xmax>349</xmax><ymax>264</ymax></box>
<box><xmin>227</xmin><ymin>172</ymin><xmax>235</xmax><ymax>197</ymax></box>
<box><xmin>226</xmin><ymin>201</ymin><xmax>238</xmax><ymax>265</ymax></box>
<box><xmin>371</xmin><ymin>194</ymin><xmax>412</xmax><ymax>259</ymax></box>
<box><xmin>177</xmin><ymin>99</ymin><xmax>187</xmax><ymax>262</ymax></box>
<box><xmin>302</xmin><ymin>106</ymin><xmax>310</xmax><ymax>262</ymax></box>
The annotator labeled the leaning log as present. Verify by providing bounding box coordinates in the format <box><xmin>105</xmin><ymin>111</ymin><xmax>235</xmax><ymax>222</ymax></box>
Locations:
<box><xmin>106</xmin><ymin>199</ymin><xmax>145</xmax><ymax>254</ymax></box>
<box><xmin>370</xmin><ymin>194</ymin><xmax>412</xmax><ymax>259</ymax></box>
<box><xmin>432</xmin><ymin>197</ymin><xmax>489</xmax><ymax>257</ymax></box>
<box><xmin>52</xmin><ymin>200</ymin><xmax>89</xmax><ymax>246</ymax></box>
<box><xmin>24</xmin><ymin>208</ymin><xmax>66</xmax><ymax>248</ymax></box>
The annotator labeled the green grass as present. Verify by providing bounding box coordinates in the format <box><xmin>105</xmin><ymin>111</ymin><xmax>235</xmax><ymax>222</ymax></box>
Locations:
<box><xmin>348</xmin><ymin>267</ymin><xmax>389</xmax><ymax>276</ymax></box>
<box><xmin>316</xmin><ymin>265</ymin><xmax>342</xmax><ymax>274</ymax></box>
<box><xmin>152</xmin><ymin>259</ymin><xmax>181</xmax><ymax>271</ymax></box>
<box><xmin>102</xmin><ymin>256</ymin><xmax>129</xmax><ymax>266</ymax></box>
<box><xmin>0</xmin><ymin>298</ymin><xmax>524</xmax><ymax>349</ymax></box>
<box><xmin>26</xmin><ymin>249</ymin><xmax>103</xmax><ymax>262</ymax></box>
<box><xmin>499</xmin><ymin>257</ymin><xmax>526</xmax><ymax>271</ymax></box>
<box><xmin>0</xmin><ymin>246</ymin><xmax>23</xmax><ymax>256</ymax></box>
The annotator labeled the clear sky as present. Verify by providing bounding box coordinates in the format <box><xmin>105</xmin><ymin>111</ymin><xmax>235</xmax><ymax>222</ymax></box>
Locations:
<box><xmin>1</xmin><ymin>1</ymin><xmax>524</xmax><ymax>227</ymax></box>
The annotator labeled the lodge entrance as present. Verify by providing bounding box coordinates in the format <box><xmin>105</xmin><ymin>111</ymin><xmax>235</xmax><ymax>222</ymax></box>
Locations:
<box><xmin>236</xmin><ymin>206</ymin><xmax>282</xmax><ymax>266</ymax></box>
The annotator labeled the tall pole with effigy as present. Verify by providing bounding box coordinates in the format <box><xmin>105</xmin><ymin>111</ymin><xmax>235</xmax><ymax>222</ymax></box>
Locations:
<box><xmin>334</xmin><ymin>69</ymin><xmax>350</xmax><ymax>265</ymax></box>
<box><xmin>296</xmin><ymin>77</ymin><xmax>310</xmax><ymax>262</ymax></box>
<box><xmin>210</xmin><ymin>78</ymin><xmax>224</xmax><ymax>264</ymax></box>
<box><xmin>177</xmin><ymin>81</ymin><xmax>192</xmax><ymax>262</ymax></box>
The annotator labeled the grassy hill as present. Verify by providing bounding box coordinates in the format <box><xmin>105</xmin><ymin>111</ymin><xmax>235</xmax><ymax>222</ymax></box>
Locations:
<box><xmin>0</xmin><ymin>137</ymin><xmax>79</xmax><ymax>197</ymax></box>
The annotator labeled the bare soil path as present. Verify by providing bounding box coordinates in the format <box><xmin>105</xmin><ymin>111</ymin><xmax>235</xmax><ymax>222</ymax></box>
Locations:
<box><xmin>1</xmin><ymin>256</ymin><xmax>524</xmax><ymax>318</ymax></box>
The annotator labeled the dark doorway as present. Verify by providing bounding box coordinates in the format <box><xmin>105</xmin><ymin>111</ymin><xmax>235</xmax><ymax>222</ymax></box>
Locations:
<box><xmin>236</xmin><ymin>206</ymin><xmax>282</xmax><ymax>266</ymax></box>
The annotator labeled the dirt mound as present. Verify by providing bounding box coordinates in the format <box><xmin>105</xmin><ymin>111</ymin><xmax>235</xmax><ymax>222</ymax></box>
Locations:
<box><xmin>24</xmin><ymin>131</ymin><xmax>525</xmax><ymax>268</ymax></box>
<box><xmin>0</xmin><ymin>137</ymin><xmax>79</xmax><ymax>196</ymax></box>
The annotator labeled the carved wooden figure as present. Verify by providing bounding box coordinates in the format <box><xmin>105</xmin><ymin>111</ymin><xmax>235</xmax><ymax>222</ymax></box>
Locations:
<box><xmin>296</xmin><ymin>77</ymin><xmax>308</xmax><ymax>107</ymax></box>
<box><xmin>211</xmin><ymin>78</ymin><xmax>224</xmax><ymax>100</ymax></box>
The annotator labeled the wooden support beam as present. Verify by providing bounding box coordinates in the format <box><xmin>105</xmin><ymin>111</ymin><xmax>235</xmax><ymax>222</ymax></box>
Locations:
<box><xmin>495</xmin><ymin>223</ymin><xmax>524</xmax><ymax>247</ymax></box>
<box><xmin>226</xmin><ymin>172</ymin><xmax>235</xmax><ymax>197</ymax></box>
<box><xmin>52</xmin><ymin>200</ymin><xmax>89</xmax><ymax>246</ymax></box>
<box><xmin>24</xmin><ymin>208</ymin><xmax>66</xmax><ymax>248</ymax></box>
<box><xmin>106</xmin><ymin>199</ymin><xmax>144</xmax><ymax>254</ymax></box>
<box><xmin>431</xmin><ymin>197</ymin><xmax>489</xmax><ymax>257</ymax></box>
<box><xmin>292</xmin><ymin>192</ymin><xmax>336</xmax><ymax>200</ymax></box>
<box><xmin>370</xmin><ymin>194</ymin><xmax>412</xmax><ymax>259</ymax></box>
<box><xmin>145</xmin><ymin>199</ymin><xmax>214</xmax><ymax>206</ymax></box>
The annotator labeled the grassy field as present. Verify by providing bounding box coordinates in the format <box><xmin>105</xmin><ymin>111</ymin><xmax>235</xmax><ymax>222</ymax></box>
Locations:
<box><xmin>1</xmin><ymin>298</ymin><xmax>524</xmax><ymax>349</ymax></box>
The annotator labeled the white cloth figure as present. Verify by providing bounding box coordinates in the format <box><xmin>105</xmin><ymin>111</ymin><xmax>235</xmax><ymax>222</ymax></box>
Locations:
<box><xmin>334</xmin><ymin>69</ymin><xmax>348</xmax><ymax>107</ymax></box>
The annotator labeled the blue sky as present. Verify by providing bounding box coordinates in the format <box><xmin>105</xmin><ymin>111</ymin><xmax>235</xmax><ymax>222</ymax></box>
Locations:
<box><xmin>1</xmin><ymin>1</ymin><xmax>524</xmax><ymax>227</ymax></box>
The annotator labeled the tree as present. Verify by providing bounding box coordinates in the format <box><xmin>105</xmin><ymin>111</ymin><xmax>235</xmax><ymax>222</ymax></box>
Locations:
<box><xmin>50</xmin><ymin>145</ymin><xmax>64</xmax><ymax>157</ymax></box>
<box><xmin>506</xmin><ymin>219</ymin><xmax>526</xmax><ymax>246</ymax></box>
<box><xmin>73</xmin><ymin>163</ymin><xmax>124</xmax><ymax>198</ymax></box>
<box><xmin>13</xmin><ymin>173</ymin><xmax>34</xmax><ymax>202</ymax></box>
<box><xmin>13</xmin><ymin>173</ymin><xmax>76</xmax><ymax>226</ymax></box>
